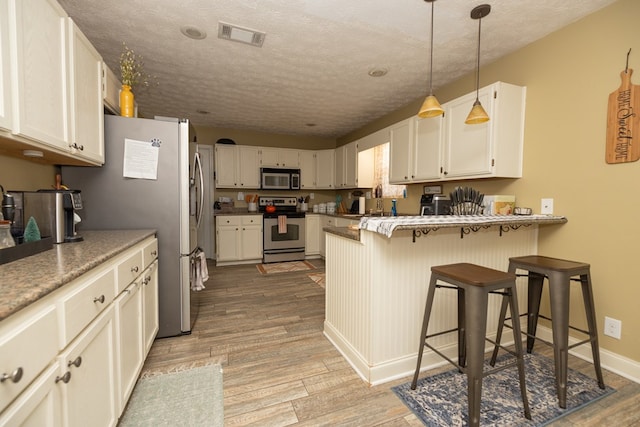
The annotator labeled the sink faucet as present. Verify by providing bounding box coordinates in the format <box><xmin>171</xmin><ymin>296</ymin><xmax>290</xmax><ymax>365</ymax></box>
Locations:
<box><xmin>376</xmin><ymin>199</ymin><xmax>384</xmax><ymax>216</ymax></box>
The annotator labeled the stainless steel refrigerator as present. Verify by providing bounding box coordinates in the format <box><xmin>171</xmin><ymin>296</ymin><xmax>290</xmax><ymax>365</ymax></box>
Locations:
<box><xmin>62</xmin><ymin>115</ymin><xmax>204</xmax><ymax>338</ymax></box>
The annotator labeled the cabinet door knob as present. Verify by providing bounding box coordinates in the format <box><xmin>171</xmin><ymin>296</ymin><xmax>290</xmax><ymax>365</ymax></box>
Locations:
<box><xmin>55</xmin><ymin>371</ymin><xmax>71</xmax><ymax>384</ymax></box>
<box><xmin>93</xmin><ymin>295</ymin><xmax>105</xmax><ymax>304</ymax></box>
<box><xmin>131</xmin><ymin>266</ymin><xmax>139</xmax><ymax>273</ymax></box>
<box><xmin>1</xmin><ymin>367</ymin><xmax>23</xmax><ymax>383</ymax></box>
<box><xmin>68</xmin><ymin>356</ymin><xmax>82</xmax><ymax>368</ymax></box>
<box><xmin>151</xmin><ymin>250</ymin><xmax>157</xmax><ymax>256</ymax></box>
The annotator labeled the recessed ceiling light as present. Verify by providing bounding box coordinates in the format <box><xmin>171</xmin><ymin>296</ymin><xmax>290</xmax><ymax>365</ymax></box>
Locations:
<box><xmin>181</xmin><ymin>25</ymin><xmax>207</xmax><ymax>40</ymax></box>
<box><xmin>368</xmin><ymin>68</ymin><xmax>388</xmax><ymax>77</ymax></box>
<box><xmin>196</xmin><ymin>110</ymin><xmax>210</xmax><ymax>115</ymax></box>
<box><xmin>305</xmin><ymin>123</ymin><xmax>317</xmax><ymax>127</ymax></box>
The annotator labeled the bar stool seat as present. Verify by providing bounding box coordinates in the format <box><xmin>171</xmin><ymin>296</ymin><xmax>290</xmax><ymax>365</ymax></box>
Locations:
<box><xmin>411</xmin><ymin>263</ymin><xmax>531</xmax><ymax>427</ymax></box>
<box><xmin>490</xmin><ymin>255</ymin><xmax>605</xmax><ymax>409</ymax></box>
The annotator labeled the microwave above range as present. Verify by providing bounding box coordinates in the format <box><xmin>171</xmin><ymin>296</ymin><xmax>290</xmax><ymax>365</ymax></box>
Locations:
<box><xmin>260</xmin><ymin>168</ymin><xmax>300</xmax><ymax>190</ymax></box>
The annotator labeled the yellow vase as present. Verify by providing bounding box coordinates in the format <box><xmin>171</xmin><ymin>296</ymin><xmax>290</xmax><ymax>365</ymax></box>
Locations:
<box><xmin>120</xmin><ymin>84</ymin><xmax>135</xmax><ymax>117</ymax></box>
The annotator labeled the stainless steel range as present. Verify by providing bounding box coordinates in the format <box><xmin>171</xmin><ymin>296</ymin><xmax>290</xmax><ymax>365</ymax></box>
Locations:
<box><xmin>259</xmin><ymin>196</ymin><xmax>305</xmax><ymax>263</ymax></box>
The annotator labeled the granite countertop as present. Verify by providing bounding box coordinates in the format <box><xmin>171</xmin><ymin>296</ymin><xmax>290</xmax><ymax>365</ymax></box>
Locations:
<box><xmin>0</xmin><ymin>229</ymin><xmax>156</xmax><ymax>321</ymax></box>
<box><xmin>359</xmin><ymin>214</ymin><xmax>568</xmax><ymax>238</ymax></box>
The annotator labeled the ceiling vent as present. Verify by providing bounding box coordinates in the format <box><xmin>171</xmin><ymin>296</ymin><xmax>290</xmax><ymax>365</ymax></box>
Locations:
<box><xmin>218</xmin><ymin>22</ymin><xmax>265</xmax><ymax>47</ymax></box>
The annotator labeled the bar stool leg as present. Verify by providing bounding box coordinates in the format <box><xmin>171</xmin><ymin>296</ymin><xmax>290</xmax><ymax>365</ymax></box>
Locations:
<box><xmin>507</xmin><ymin>286</ymin><xmax>532</xmax><ymax>420</ymax></box>
<box><xmin>411</xmin><ymin>275</ymin><xmax>438</xmax><ymax>389</ymax></box>
<box><xmin>458</xmin><ymin>288</ymin><xmax>466</xmax><ymax>370</ymax></box>
<box><xmin>547</xmin><ymin>270</ymin><xmax>571</xmax><ymax>408</ymax></box>
<box><xmin>525</xmin><ymin>272</ymin><xmax>545</xmax><ymax>353</ymax></box>
<box><xmin>464</xmin><ymin>286</ymin><xmax>489</xmax><ymax>427</ymax></box>
<box><xmin>580</xmin><ymin>273</ymin><xmax>606</xmax><ymax>389</ymax></box>
<box><xmin>489</xmin><ymin>295</ymin><xmax>508</xmax><ymax>366</ymax></box>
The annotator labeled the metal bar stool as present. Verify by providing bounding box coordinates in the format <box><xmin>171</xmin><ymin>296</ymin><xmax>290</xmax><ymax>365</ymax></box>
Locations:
<box><xmin>411</xmin><ymin>263</ymin><xmax>531</xmax><ymax>427</ymax></box>
<box><xmin>490</xmin><ymin>255</ymin><xmax>605</xmax><ymax>409</ymax></box>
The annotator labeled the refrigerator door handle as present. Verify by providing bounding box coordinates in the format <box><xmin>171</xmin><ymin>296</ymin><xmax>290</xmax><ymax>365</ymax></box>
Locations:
<box><xmin>192</xmin><ymin>151</ymin><xmax>204</xmax><ymax>229</ymax></box>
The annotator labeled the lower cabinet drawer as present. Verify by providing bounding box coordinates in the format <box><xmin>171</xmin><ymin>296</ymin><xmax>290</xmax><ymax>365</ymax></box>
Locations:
<box><xmin>58</xmin><ymin>268</ymin><xmax>116</xmax><ymax>348</ymax></box>
<box><xmin>116</xmin><ymin>250</ymin><xmax>143</xmax><ymax>294</ymax></box>
<box><xmin>0</xmin><ymin>304</ymin><xmax>58</xmax><ymax>412</ymax></box>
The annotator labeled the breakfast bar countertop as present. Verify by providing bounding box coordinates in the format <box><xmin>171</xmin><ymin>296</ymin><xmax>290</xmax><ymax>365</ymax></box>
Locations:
<box><xmin>0</xmin><ymin>229</ymin><xmax>156</xmax><ymax>321</ymax></box>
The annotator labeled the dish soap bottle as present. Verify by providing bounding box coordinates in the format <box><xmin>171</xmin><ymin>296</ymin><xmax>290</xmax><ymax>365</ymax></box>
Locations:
<box><xmin>391</xmin><ymin>199</ymin><xmax>397</xmax><ymax>216</ymax></box>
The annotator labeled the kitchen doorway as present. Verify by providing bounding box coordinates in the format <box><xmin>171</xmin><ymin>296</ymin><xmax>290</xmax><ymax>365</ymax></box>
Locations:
<box><xmin>197</xmin><ymin>144</ymin><xmax>215</xmax><ymax>258</ymax></box>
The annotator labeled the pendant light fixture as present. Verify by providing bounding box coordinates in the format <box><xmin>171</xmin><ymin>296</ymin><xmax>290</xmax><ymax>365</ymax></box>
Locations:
<box><xmin>465</xmin><ymin>4</ymin><xmax>491</xmax><ymax>124</ymax></box>
<box><xmin>418</xmin><ymin>0</ymin><xmax>444</xmax><ymax>118</ymax></box>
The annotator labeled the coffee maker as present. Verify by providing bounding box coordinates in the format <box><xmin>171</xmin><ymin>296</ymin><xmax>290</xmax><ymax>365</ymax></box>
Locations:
<box><xmin>9</xmin><ymin>190</ymin><xmax>83</xmax><ymax>243</ymax></box>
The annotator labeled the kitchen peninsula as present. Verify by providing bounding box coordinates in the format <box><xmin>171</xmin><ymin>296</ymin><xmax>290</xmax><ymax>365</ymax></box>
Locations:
<box><xmin>323</xmin><ymin>214</ymin><xmax>566</xmax><ymax>385</ymax></box>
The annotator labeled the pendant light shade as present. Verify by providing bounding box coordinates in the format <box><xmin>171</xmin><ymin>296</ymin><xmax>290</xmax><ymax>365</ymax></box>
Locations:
<box><xmin>465</xmin><ymin>4</ymin><xmax>491</xmax><ymax>125</ymax></box>
<box><xmin>418</xmin><ymin>0</ymin><xmax>444</xmax><ymax>118</ymax></box>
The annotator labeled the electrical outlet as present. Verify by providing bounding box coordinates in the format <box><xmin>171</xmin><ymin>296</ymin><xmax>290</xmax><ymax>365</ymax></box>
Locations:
<box><xmin>604</xmin><ymin>316</ymin><xmax>622</xmax><ymax>339</ymax></box>
<box><xmin>541</xmin><ymin>198</ymin><xmax>554</xmax><ymax>215</ymax></box>
<box><xmin>309</xmin><ymin>193</ymin><xmax>314</xmax><ymax>200</ymax></box>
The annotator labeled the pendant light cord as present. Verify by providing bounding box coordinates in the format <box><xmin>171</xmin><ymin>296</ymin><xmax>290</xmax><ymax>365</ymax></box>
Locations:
<box><xmin>428</xmin><ymin>1</ymin><xmax>435</xmax><ymax>95</ymax></box>
<box><xmin>474</xmin><ymin>15</ymin><xmax>482</xmax><ymax>102</ymax></box>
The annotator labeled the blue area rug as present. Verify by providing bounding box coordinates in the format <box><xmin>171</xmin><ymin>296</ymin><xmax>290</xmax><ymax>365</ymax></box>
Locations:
<box><xmin>392</xmin><ymin>353</ymin><xmax>614</xmax><ymax>426</ymax></box>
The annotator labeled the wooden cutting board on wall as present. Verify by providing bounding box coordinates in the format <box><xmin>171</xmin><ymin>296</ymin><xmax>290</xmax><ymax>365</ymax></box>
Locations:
<box><xmin>606</xmin><ymin>69</ymin><xmax>640</xmax><ymax>163</ymax></box>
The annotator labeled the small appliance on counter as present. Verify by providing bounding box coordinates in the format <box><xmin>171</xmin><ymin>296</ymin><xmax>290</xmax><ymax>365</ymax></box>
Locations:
<box><xmin>420</xmin><ymin>194</ymin><xmax>451</xmax><ymax>215</ymax></box>
<box><xmin>9</xmin><ymin>190</ymin><xmax>83</xmax><ymax>243</ymax></box>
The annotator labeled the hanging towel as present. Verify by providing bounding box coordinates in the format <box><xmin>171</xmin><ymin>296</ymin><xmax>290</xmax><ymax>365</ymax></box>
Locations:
<box><xmin>278</xmin><ymin>215</ymin><xmax>287</xmax><ymax>234</ymax></box>
<box><xmin>190</xmin><ymin>249</ymin><xmax>208</xmax><ymax>291</ymax></box>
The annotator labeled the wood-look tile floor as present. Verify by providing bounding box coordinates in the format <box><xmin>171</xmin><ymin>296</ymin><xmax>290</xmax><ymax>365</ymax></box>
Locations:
<box><xmin>141</xmin><ymin>260</ymin><xmax>640</xmax><ymax>426</ymax></box>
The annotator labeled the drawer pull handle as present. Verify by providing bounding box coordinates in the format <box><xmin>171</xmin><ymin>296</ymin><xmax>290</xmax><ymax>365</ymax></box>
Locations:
<box><xmin>144</xmin><ymin>275</ymin><xmax>151</xmax><ymax>285</ymax></box>
<box><xmin>68</xmin><ymin>357</ymin><xmax>82</xmax><ymax>368</ymax></box>
<box><xmin>1</xmin><ymin>367</ymin><xmax>23</xmax><ymax>383</ymax></box>
<box><xmin>131</xmin><ymin>266</ymin><xmax>139</xmax><ymax>273</ymax></box>
<box><xmin>151</xmin><ymin>250</ymin><xmax>157</xmax><ymax>256</ymax></box>
<box><xmin>55</xmin><ymin>372</ymin><xmax>71</xmax><ymax>384</ymax></box>
<box><xmin>93</xmin><ymin>295</ymin><xmax>105</xmax><ymax>304</ymax></box>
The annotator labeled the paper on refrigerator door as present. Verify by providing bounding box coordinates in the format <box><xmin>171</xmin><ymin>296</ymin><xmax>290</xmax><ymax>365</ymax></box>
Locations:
<box><xmin>123</xmin><ymin>138</ymin><xmax>159</xmax><ymax>180</ymax></box>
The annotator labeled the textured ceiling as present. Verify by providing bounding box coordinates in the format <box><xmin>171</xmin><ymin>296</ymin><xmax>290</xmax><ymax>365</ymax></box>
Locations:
<box><xmin>57</xmin><ymin>0</ymin><xmax>616</xmax><ymax>139</ymax></box>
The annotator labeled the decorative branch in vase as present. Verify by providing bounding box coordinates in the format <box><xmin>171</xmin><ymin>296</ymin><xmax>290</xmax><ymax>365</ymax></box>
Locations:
<box><xmin>119</xmin><ymin>42</ymin><xmax>156</xmax><ymax>117</ymax></box>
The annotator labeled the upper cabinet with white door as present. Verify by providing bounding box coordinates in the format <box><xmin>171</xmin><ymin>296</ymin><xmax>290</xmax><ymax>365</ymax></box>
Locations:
<box><xmin>389</xmin><ymin>116</ymin><xmax>443</xmax><ymax>184</ymax></box>
<box><xmin>214</xmin><ymin>144</ymin><xmax>261</xmax><ymax>189</ymax></box>
<box><xmin>260</xmin><ymin>147</ymin><xmax>300</xmax><ymax>168</ymax></box>
<box><xmin>335</xmin><ymin>141</ymin><xmax>358</xmax><ymax>188</ymax></box>
<box><xmin>67</xmin><ymin>19</ymin><xmax>104</xmax><ymax>164</ymax></box>
<box><xmin>442</xmin><ymin>81</ymin><xmax>525</xmax><ymax>180</ymax></box>
<box><xmin>0</xmin><ymin>0</ymin><xmax>11</xmax><ymax>131</ymax></box>
<box><xmin>2</xmin><ymin>0</ymin><xmax>105</xmax><ymax>165</ymax></box>
<box><xmin>10</xmin><ymin>0</ymin><xmax>69</xmax><ymax>151</ymax></box>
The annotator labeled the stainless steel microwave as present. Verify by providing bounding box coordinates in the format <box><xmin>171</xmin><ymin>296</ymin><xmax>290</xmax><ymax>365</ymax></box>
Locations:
<box><xmin>260</xmin><ymin>168</ymin><xmax>300</xmax><ymax>190</ymax></box>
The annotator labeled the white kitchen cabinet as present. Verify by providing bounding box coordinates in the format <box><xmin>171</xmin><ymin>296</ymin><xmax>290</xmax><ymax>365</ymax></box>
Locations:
<box><xmin>442</xmin><ymin>82</ymin><xmax>525</xmax><ymax>180</ymax></box>
<box><xmin>305</xmin><ymin>214</ymin><xmax>320</xmax><ymax>257</ymax></box>
<box><xmin>335</xmin><ymin>142</ymin><xmax>358</xmax><ymax>188</ymax></box>
<box><xmin>0</xmin><ymin>0</ymin><xmax>11</xmax><ymax>131</ymax></box>
<box><xmin>67</xmin><ymin>19</ymin><xmax>104</xmax><ymax>164</ymax></box>
<box><xmin>315</xmin><ymin>149</ymin><xmax>335</xmax><ymax>189</ymax></box>
<box><xmin>115</xmin><ymin>279</ymin><xmax>143</xmax><ymax>413</ymax></box>
<box><xmin>389</xmin><ymin>118</ymin><xmax>413</xmax><ymax>183</ymax></box>
<box><xmin>214</xmin><ymin>144</ymin><xmax>238</xmax><ymax>188</ymax></box>
<box><xmin>141</xmin><ymin>260</ymin><xmax>159</xmax><ymax>356</ymax></box>
<box><xmin>389</xmin><ymin>116</ymin><xmax>442</xmax><ymax>184</ymax></box>
<box><xmin>58</xmin><ymin>305</ymin><xmax>117</xmax><ymax>427</ymax></box>
<box><xmin>0</xmin><ymin>302</ymin><xmax>59</xmax><ymax>412</ymax></box>
<box><xmin>102</xmin><ymin>63</ymin><xmax>120</xmax><ymax>115</ymax></box>
<box><xmin>260</xmin><ymin>147</ymin><xmax>299</xmax><ymax>168</ymax></box>
<box><xmin>0</xmin><ymin>361</ymin><xmax>63</xmax><ymax>427</ymax></box>
<box><xmin>238</xmin><ymin>145</ymin><xmax>261</xmax><ymax>188</ymax></box>
<box><xmin>10</xmin><ymin>0</ymin><xmax>69</xmax><ymax>150</ymax></box>
<box><xmin>215</xmin><ymin>145</ymin><xmax>261</xmax><ymax>189</ymax></box>
<box><xmin>0</xmin><ymin>235</ymin><xmax>157</xmax><ymax>426</ymax></box>
<box><xmin>216</xmin><ymin>215</ymin><xmax>263</xmax><ymax>265</ymax></box>
<box><xmin>299</xmin><ymin>150</ymin><xmax>317</xmax><ymax>189</ymax></box>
